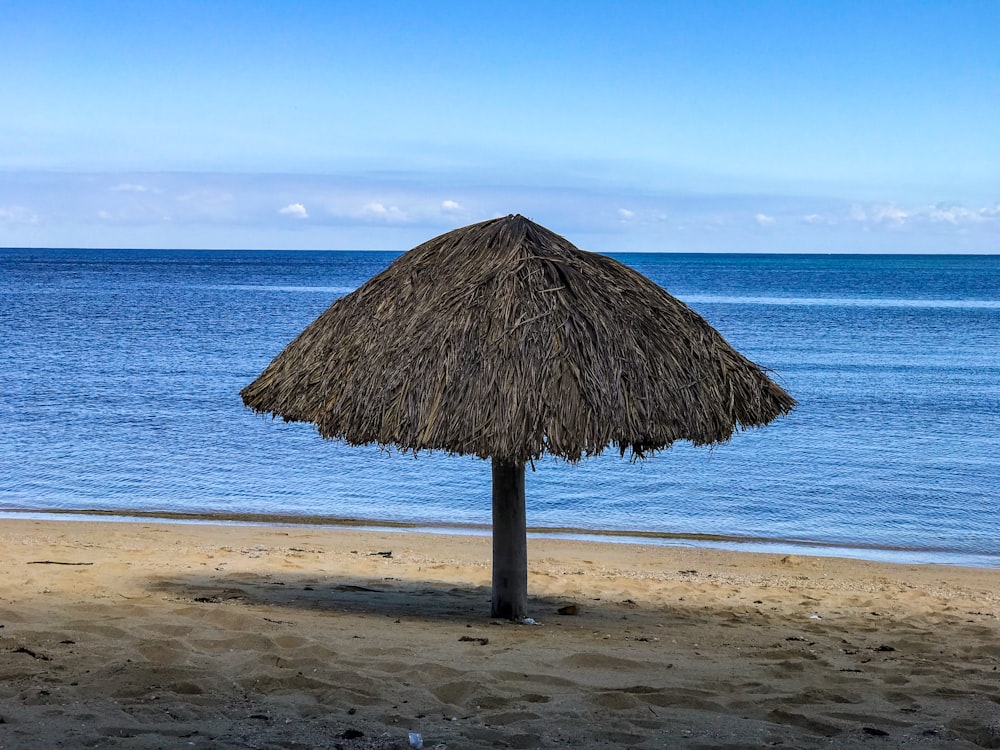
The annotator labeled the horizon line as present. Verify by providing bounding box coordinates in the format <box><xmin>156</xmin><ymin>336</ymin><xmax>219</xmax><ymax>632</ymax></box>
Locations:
<box><xmin>2</xmin><ymin>246</ymin><xmax>998</xmax><ymax>257</ymax></box>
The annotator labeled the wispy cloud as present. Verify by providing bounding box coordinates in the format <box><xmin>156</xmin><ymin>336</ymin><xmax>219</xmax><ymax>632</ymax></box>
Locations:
<box><xmin>279</xmin><ymin>203</ymin><xmax>308</xmax><ymax>219</ymax></box>
<box><xmin>109</xmin><ymin>183</ymin><xmax>153</xmax><ymax>193</ymax></box>
<box><xmin>802</xmin><ymin>213</ymin><xmax>835</xmax><ymax>225</ymax></box>
<box><xmin>872</xmin><ymin>204</ymin><xmax>909</xmax><ymax>224</ymax></box>
<box><xmin>925</xmin><ymin>204</ymin><xmax>986</xmax><ymax>225</ymax></box>
<box><xmin>846</xmin><ymin>201</ymin><xmax>1000</xmax><ymax>228</ymax></box>
<box><xmin>2</xmin><ymin>170</ymin><xmax>997</xmax><ymax>252</ymax></box>
<box><xmin>360</xmin><ymin>201</ymin><xmax>408</xmax><ymax>222</ymax></box>
<box><xmin>0</xmin><ymin>205</ymin><xmax>39</xmax><ymax>225</ymax></box>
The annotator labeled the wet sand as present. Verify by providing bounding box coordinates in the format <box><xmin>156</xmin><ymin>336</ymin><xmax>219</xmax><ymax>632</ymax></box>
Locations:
<box><xmin>1</xmin><ymin>518</ymin><xmax>999</xmax><ymax>748</ymax></box>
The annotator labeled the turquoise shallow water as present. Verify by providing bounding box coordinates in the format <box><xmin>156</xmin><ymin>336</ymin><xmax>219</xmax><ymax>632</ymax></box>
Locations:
<box><xmin>2</xmin><ymin>249</ymin><xmax>998</xmax><ymax>566</ymax></box>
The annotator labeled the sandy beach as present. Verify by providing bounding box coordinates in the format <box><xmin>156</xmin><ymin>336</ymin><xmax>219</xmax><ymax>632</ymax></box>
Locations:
<box><xmin>1</xmin><ymin>519</ymin><xmax>999</xmax><ymax>748</ymax></box>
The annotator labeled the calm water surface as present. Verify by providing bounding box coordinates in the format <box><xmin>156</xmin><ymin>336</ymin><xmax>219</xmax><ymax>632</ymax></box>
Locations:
<box><xmin>2</xmin><ymin>250</ymin><xmax>998</xmax><ymax>566</ymax></box>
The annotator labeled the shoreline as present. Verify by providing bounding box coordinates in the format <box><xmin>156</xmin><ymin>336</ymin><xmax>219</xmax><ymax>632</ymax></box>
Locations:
<box><xmin>2</xmin><ymin>517</ymin><xmax>999</xmax><ymax>748</ymax></box>
<box><xmin>3</xmin><ymin>506</ymin><xmax>999</xmax><ymax>570</ymax></box>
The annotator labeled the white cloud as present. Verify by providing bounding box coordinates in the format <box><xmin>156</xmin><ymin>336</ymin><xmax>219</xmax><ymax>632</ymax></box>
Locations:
<box><xmin>110</xmin><ymin>183</ymin><xmax>151</xmax><ymax>193</ymax></box>
<box><xmin>279</xmin><ymin>203</ymin><xmax>308</xmax><ymax>219</ymax></box>
<box><xmin>617</xmin><ymin>208</ymin><xmax>635</xmax><ymax>221</ymax></box>
<box><xmin>849</xmin><ymin>203</ymin><xmax>909</xmax><ymax>226</ymax></box>
<box><xmin>928</xmin><ymin>207</ymin><xmax>971</xmax><ymax>224</ymax></box>
<box><xmin>802</xmin><ymin>213</ymin><xmax>834</xmax><ymax>225</ymax></box>
<box><xmin>871</xmin><ymin>204</ymin><xmax>909</xmax><ymax>224</ymax></box>
<box><xmin>754</xmin><ymin>213</ymin><xmax>776</xmax><ymax>227</ymax></box>
<box><xmin>845</xmin><ymin>201</ymin><xmax>1000</xmax><ymax>229</ymax></box>
<box><xmin>926</xmin><ymin>204</ymin><xmax>984</xmax><ymax>225</ymax></box>
<box><xmin>361</xmin><ymin>201</ymin><xmax>407</xmax><ymax>221</ymax></box>
<box><xmin>441</xmin><ymin>199</ymin><xmax>463</xmax><ymax>213</ymax></box>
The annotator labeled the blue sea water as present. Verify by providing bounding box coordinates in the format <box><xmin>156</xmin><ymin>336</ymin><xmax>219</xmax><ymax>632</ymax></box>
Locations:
<box><xmin>2</xmin><ymin>249</ymin><xmax>998</xmax><ymax>566</ymax></box>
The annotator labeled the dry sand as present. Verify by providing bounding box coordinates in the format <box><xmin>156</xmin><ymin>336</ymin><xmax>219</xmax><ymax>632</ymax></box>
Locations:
<box><xmin>1</xmin><ymin>518</ymin><xmax>999</xmax><ymax>749</ymax></box>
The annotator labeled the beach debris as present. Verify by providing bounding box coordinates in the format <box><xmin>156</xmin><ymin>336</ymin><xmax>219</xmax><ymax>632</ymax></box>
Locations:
<box><xmin>408</xmin><ymin>731</ymin><xmax>424</xmax><ymax>749</ymax></box>
<box><xmin>334</xmin><ymin>584</ymin><xmax>383</xmax><ymax>593</ymax></box>
<box><xmin>27</xmin><ymin>560</ymin><xmax>93</xmax><ymax>565</ymax></box>
<box><xmin>809</xmin><ymin>614</ymin><xmax>822</xmax><ymax>619</ymax></box>
<box><xmin>557</xmin><ymin>604</ymin><xmax>579</xmax><ymax>616</ymax></box>
<box><xmin>520</xmin><ymin>617</ymin><xmax>539</xmax><ymax>625</ymax></box>
<box><xmin>12</xmin><ymin>645</ymin><xmax>50</xmax><ymax>661</ymax></box>
<box><xmin>459</xmin><ymin>636</ymin><xmax>490</xmax><ymax>646</ymax></box>
<box><xmin>369</xmin><ymin>550</ymin><xmax>393</xmax><ymax>558</ymax></box>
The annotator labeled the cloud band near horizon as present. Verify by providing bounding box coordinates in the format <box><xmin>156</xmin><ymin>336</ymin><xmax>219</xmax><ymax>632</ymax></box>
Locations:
<box><xmin>1</xmin><ymin>170</ymin><xmax>997</xmax><ymax>254</ymax></box>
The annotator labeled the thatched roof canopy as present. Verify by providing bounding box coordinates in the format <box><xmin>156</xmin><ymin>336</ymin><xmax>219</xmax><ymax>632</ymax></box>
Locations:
<box><xmin>241</xmin><ymin>215</ymin><xmax>795</xmax><ymax>463</ymax></box>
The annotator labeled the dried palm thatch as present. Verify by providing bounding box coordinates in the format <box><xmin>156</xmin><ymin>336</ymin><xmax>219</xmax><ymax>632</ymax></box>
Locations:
<box><xmin>241</xmin><ymin>214</ymin><xmax>795</xmax><ymax>462</ymax></box>
<box><xmin>241</xmin><ymin>214</ymin><xmax>795</xmax><ymax>620</ymax></box>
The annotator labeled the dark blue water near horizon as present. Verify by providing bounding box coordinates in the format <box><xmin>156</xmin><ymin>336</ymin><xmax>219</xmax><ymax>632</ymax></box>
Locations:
<box><xmin>2</xmin><ymin>249</ymin><xmax>998</xmax><ymax>566</ymax></box>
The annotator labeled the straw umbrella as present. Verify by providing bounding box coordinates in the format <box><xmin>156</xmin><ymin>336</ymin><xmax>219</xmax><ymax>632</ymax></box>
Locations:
<box><xmin>241</xmin><ymin>215</ymin><xmax>795</xmax><ymax>620</ymax></box>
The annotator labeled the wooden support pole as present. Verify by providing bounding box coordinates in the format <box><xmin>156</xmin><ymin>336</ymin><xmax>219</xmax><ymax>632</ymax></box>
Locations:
<box><xmin>491</xmin><ymin>459</ymin><xmax>528</xmax><ymax>620</ymax></box>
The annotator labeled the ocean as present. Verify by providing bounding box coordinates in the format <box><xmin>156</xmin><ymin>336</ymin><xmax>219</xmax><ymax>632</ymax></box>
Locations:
<box><xmin>2</xmin><ymin>249</ymin><xmax>998</xmax><ymax>566</ymax></box>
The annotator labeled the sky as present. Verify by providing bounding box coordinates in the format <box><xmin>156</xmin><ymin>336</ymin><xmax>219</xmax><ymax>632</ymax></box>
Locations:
<box><xmin>1</xmin><ymin>1</ymin><xmax>998</xmax><ymax>253</ymax></box>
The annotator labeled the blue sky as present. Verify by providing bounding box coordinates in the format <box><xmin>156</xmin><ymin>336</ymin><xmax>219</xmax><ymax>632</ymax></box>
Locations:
<box><xmin>1</xmin><ymin>1</ymin><xmax>998</xmax><ymax>252</ymax></box>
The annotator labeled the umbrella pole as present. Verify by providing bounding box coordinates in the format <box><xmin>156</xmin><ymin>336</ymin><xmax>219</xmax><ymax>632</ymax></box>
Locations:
<box><xmin>491</xmin><ymin>459</ymin><xmax>527</xmax><ymax>620</ymax></box>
